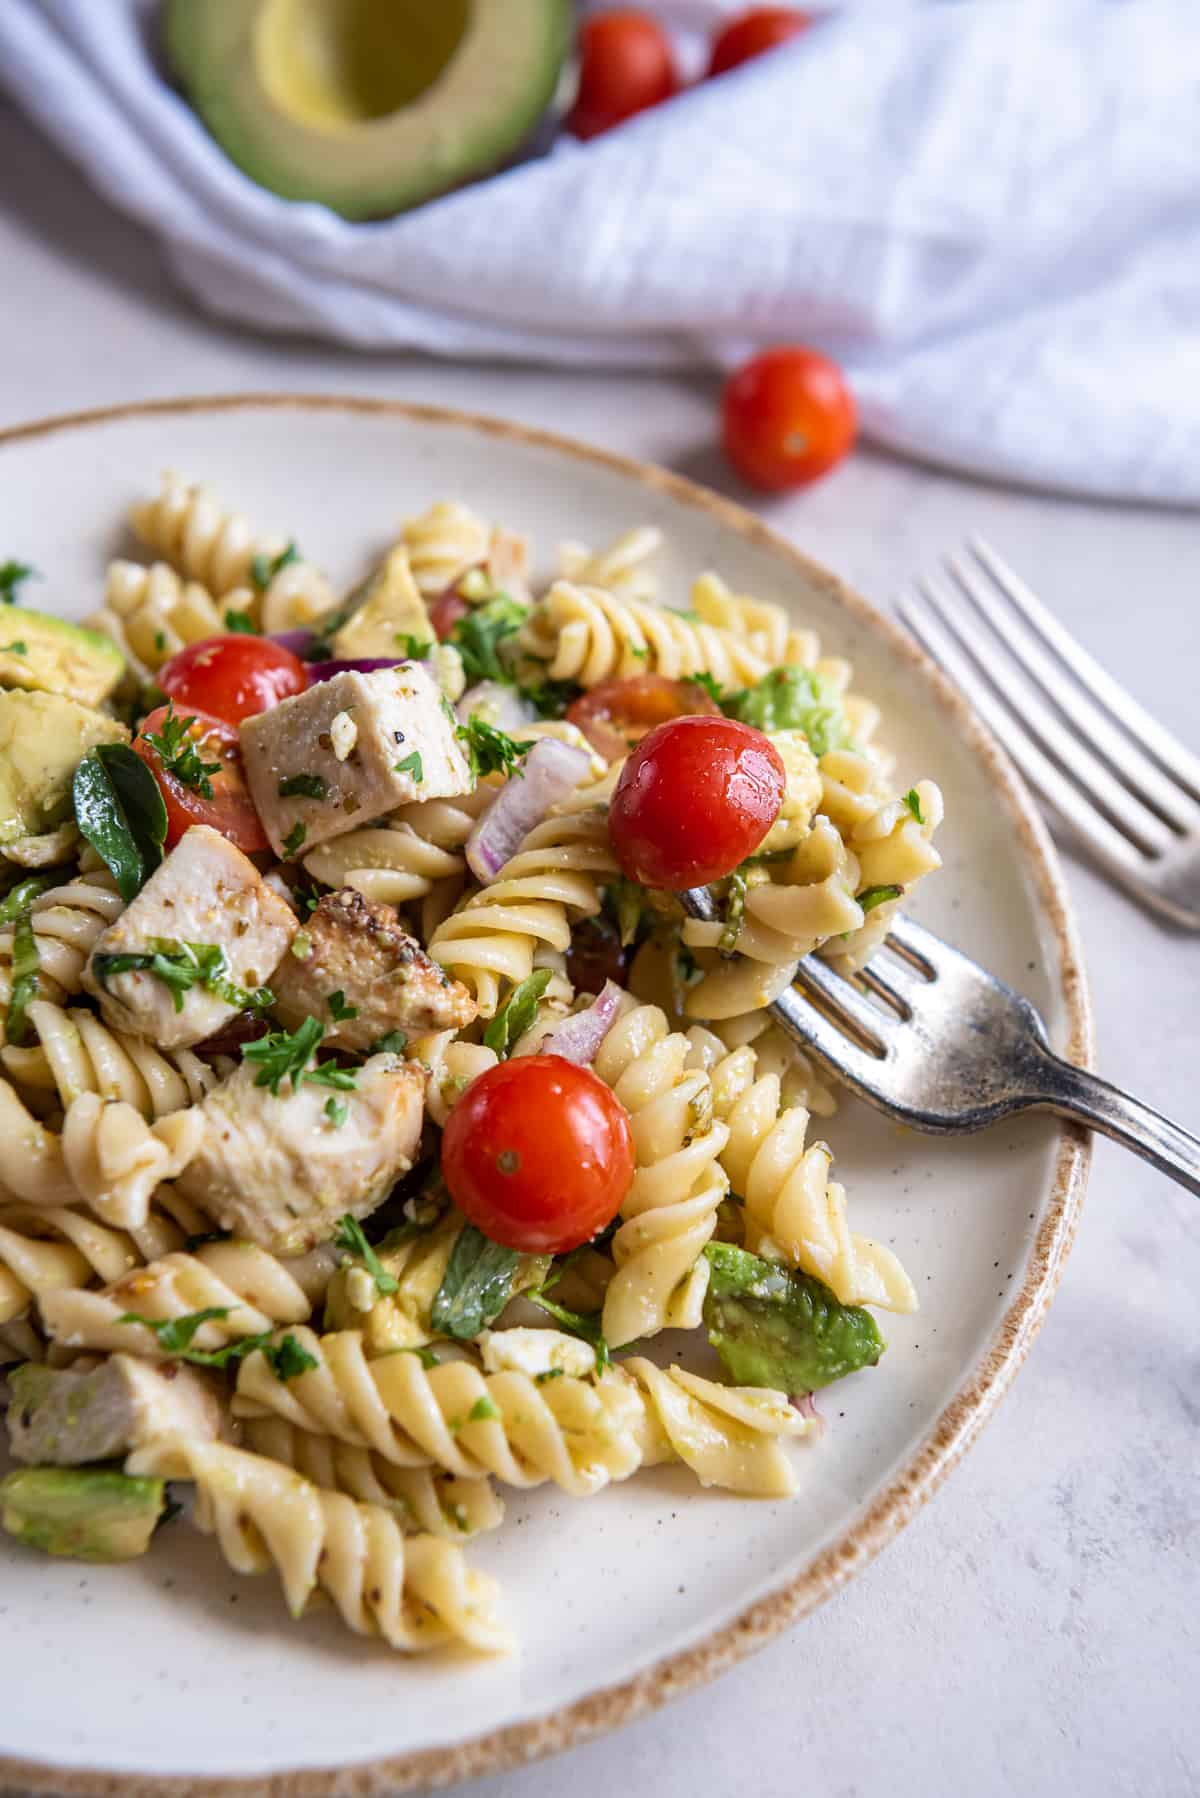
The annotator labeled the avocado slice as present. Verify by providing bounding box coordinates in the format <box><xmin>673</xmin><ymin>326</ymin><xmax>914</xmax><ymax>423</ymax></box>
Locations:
<box><xmin>703</xmin><ymin>1242</ymin><xmax>885</xmax><ymax>1392</ymax></box>
<box><xmin>0</xmin><ymin>606</ymin><xmax>125</xmax><ymax>707</ymax></box>
<box><xmin>166</xmin><ymin>0</ymin><xmax>572</xmax><ymax>220</ymax></box>
<box><xmin>724</xmin><ymin>667</ymin><xmax>855</xmax><ymax>758</ymax></box>
<box><xmin>0</xmin><ymin>690</ymin><xmax>129</xmax><ymax>846</ymax></box>
<box><xmin>0</xmin><ymin>1466</ymin><xmax>165</xmax><ymax>1562</ymax></box>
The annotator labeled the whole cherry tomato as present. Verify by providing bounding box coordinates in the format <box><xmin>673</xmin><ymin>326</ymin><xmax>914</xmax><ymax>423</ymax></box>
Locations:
<box><xmin>566</xmin><ymin>673</ymin><xmax>721</xmax><ymax>761</ymax></box>
<box><xmin>158</xmin><ymin>634</ymin><xmax>307</xmax><ymax>727</ymax></box>
<box><xmin>567</xmin><ymin>10</ymin><xmax>678</xmax><ymax>141</ymax></box>
<box><xmin>608</xmin><ymin>714</ymin><xmax>784</xmax><ymax>888</ymax></box>
<box><xmin>134</xmin><ymin>704</ymin><xmax>268</xmax><ymax>854</ymax></box>
<box><xmin>441</xmin><ymin>1055</ymin><xmax>635</xmax><ymax>1254</ymax></box>
<box><xmin>708</xmin><ymin>7</ymin><xmax>813</xmax><ymax>77</ymax></box>
<box><xmin>430</xmin><ymin>587</ymin><xmax>471</xmax><ymax>641</ymax></box>
<box><xmin>722</xmin><ymin>346</ymin><xmax>856</xmax><ymax>492</ymax></box>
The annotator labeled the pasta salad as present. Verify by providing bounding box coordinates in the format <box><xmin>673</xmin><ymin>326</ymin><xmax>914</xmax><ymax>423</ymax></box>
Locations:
<box><xmin>0</xmin><ymin>475</ymin><xmax>943</xmax><ymax>1656</ymax></box>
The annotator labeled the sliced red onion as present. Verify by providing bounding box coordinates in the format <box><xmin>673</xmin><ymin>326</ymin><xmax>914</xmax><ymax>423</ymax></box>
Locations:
<box><xmin>456</xmin><ymin>681</ymin><xmax>537</xmax><ymax>733</ymax></box>
<box><xmin>466</xmin><ymin>738</ymin><xmax>591</xmax><ymax>882</ymax></box>
<box><xmin>306</xmin><ymin>656</ymin><xmax>415</xmax><ymax>685</ymax></box>
<box><xmin>268</xmin><ymin>629</ymin><xmax>316</xmax><ymax>657</ymax></box>
<box><xmin>791</xmin><ymin>1392</ymin><xmax>824</xmax><ymax>1428</ymax></box>
<box><xmin>542</xmin><ymin>981</ymin><xmax>624</xmax><ymax>1065</ymax></box>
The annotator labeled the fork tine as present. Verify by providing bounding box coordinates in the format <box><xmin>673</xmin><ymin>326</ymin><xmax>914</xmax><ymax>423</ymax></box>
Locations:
<box><xmin>854</xmin><ymin>962</ymin><xmax>912</xmax><ymax>1019</ymax></box>
<box><xmin>792</xmin><ymin>954</ymin><xmax>897</xmax><ymax>1050</ymax></box>
<box><xmin>900</xmin><ymin>596</ymin><xmax>1147</xmax><ymax>873</ymax></box>
<box><xmin>766</xmin><ymin>979</ymin><xmax>892</xmax><ymax>1092</ymax></box>
<box><xmin>917</xmin><ymin>575</ymin><xmax>1174</xmax><ymax>858</ymax></box>
<box><xmin>948</xmin><ymin>547</ymin><xmax>1197</xmax><ymax>831</ymax></box>
<box><xmin>970</xmin><ymin>537</ymin><xmax>1200</xmax><ymax>804</ymax></box>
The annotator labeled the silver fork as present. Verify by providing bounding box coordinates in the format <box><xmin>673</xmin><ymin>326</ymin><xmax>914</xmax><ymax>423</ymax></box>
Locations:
<box><xmin>680</xmin><ymin>889</ymin><xmax>1200</xmax><ymax>1195</ymax></box>
<box><xmin>898</xmin><ymin>538</ymin><xmax>1200</xmax><ymax>927</ymax></box>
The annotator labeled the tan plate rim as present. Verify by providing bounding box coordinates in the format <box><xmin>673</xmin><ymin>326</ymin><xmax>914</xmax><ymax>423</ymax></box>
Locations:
<box><xmin>0</xmin><ymin>394</ymin><xmax>1093</xmax><ymax>1798</ymax></box>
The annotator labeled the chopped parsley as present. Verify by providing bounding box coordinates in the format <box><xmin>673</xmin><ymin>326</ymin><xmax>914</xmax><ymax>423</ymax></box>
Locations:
<box><xmin>324</xmin><ymin>1096</ymin><xmax>348</xmax><ymax>1129</ymax></box>
<box><xmin>116</xmin><ymin>1308</ymin><xmax>273</xmax><ymax>1369</ymax></box>
<box><xmin>525</xmin><ymin>1286</ymin><xmax>611</xmax><ymax>1376</ymax></box>
<box><xmin>241</xmin><ymin>1015</ymin><xmax>357</xmax><ymax>1095</ymax></box>
<box><xmin>395</xmin><ymin>633</ymin><xmax>434</xmax><ymax>660</ymax></box>
<box><xmin>277</xmin><ymin>773</ymin><xmax>327</xmax><ymax>800</ymax></box>
<box><xmin>517</xmin><ymin>676</ymin><xmax>582</xmax><ymax>718</ymax></box>
<box><xmin>857</xmin><ymin>883</ymin><xmax>903</xmax><ymax>914</ymax></box>
<box><xmin>290</xmin><ymin>878</ymin><xmax>323</xmax><ymax>916</ymax></box>
<box><xmin>483</xmin><ymin>968</ymin><xmax>552</xmax><ymax>1057</ymax></box>
<box><xmin>718</xmin><ymin>868</ymin><xmax>748</xmax><ymax>956</ymax></box>
<box><xmin>456</xmin><ymin>715</ymin><xmax>534</xmax><ymax>781</ymax></box>
<box><xmin>326</xmin><ymin>989</ymin><xmax>358</xmax><ymax>1022</ymax></box>
<box><xmin>5</xmin><ymin>910</ymin><xmax>39</xmax><ymax>1046</ymax></box>
<box><xmin>393</xmin><ymin>750</ymin><xmax>423</xmax><ymax>781</ymax></box>
<box><xmin>143</xmin><ymin>702</ymin><xmax>222</xmax><ymax>799</ymax></box>
<box><xmin>368</xmin><ymin>1029</ymin><xmax>408</xmax><ymax>1055</ymax></box>
<box><xmin>262</xmin><ymin>1334</ymin><xmax>319</xmax><ymax>1382</ymax></box>
<box><xmin>903</xmin><ymin>788</ymin><xmax>924</xmax><ymax>825</ymax></box>
<box><xmin>282</xmin><ymin>821</ymin><xmax>307</xmax><ymax>858</ymax></box>
<box><xmin>91</xmin><ymin>938</ymin><xmax>273</xmax><ymax>1015</ymax></box>
<box><xmin>535</xmin><ymin>1367</ymin><xmax>565</xmax><ymax>1386</ymax></box>
<box><xmin>466</xmin><ymin>1396</ymin><xmax>500</xmax><ymax>1424</ymax></box>
<box><xmin>447</xmin><ymin>594</ymin><xmax>528</xmax><ymax>684</ymax></box>
<box><xmin>334</xmin><ymin>1214</ymin><xmax>398</xmax><ymax>1295</ymax></box>
<box><xmin>690</xmin><ymin>671</ymin><xmax>726</xmax><ymax>706</ymax></box>
<box><xmin>223</xmin><ymin>608</ymin><xmax>257</xmax><ymax>634</ymax></box>
<box><xmin>0</xmin><ymin>640</ymin><xmax>28</xmax><ymax>656</ymax></box>
<box><xmin>250</xmin><ymin>541</ymin><xmax>300</xmax><ymax>591</ymax></box>
<box><xmin>0</xmin><ymin>560</ymin><xmax>37</xmax><ymax>605</ymax></box>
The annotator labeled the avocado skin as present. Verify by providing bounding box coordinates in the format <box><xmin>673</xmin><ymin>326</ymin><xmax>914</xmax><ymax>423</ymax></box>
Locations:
<box><xmin>703</xmin><ymin>1242</ymin><xmax>885</xmax><ymax>1392</ymax></box>
<box><xmin>0</xmin><ymin>605</ymin><xmax>124</xmax><ymax>707</ymax></box>
<box><xmin>0</xmin><ymin>689</ymin><xmax>129</xmax><ymax>845</ymax></box>
<box><xmin>0</xmin><ymin>1467</ymin><xmax>165</xmax><ymax>1563</ymax></box>
<box><xmin>165</xmin><ymin>0</ymin><xmax>573</xmax><ymax>221</ymax></box>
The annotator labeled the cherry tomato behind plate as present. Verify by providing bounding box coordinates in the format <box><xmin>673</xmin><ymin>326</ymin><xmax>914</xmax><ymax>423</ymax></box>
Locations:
<box><xmin>134</xmin><ymin>705</ymin><xmax>267</xmax><ymax>854</ymax></box>
<box><xmin>608</xmin><ymin>714</ymin><xmax>785</xmax><ymax>889</ymax></box>
<box><xmin>567</xmin><ymin>9</ymin><xmax>678</xmax><ymax>140</ymax></box>
<box><xmin>721</xmin><ymin>345</ymin><xmax>857</xmax><ymax>491</ymax></box>
<box><xmin>158</xmin><ymin>634</ymin><xmax>307</xmax><ymax>727</ymax></box>
<box><xmin>441</xmin><ymin>1055</ymin><xmax>635</xmax><ymax>1255</ymax></box>
<box><xmin>566</xmin><ymin>673</ymin><xmax>721</xmax><ymax>761</ymax></box>
<box><xmin>708</xmin><ymin>7</ymin><xmax>813</xmax><ymax>77</ymax></box>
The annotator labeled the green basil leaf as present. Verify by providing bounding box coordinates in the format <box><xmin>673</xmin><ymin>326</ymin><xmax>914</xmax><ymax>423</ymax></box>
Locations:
<box><xmin>72</xmin><ymin>744</ymin><xmax>166</xmax><ymax>903</ymax></box>
<box><xmin>5</xmin><ymin>910</ymin><xmax>39</xmax><ymax>1046</ymax></box>
<box><xmin>431</xmin><ymin>1225</ymin><xmax>524</xmax><ymax>1341</ymax></box>
<box><xmin>482</xmin><ymin>968</ymin><xmax>552</xmax><ymax>1057</ymax></box>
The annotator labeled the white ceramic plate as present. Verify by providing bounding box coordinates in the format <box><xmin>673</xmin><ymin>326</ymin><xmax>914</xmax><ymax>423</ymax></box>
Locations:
<box><xmin>0</xmin><ymin>397</ymin><xmax>1090</xmax><ymax>1798</ymax></box>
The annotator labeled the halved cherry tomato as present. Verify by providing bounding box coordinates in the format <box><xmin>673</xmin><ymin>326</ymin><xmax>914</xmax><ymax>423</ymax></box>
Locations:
<box><xmin>708</xmin><ymin>7</ymin><xmax>813</xmax><ymax>77</ymax></box>
<box><xmin>567</xmin><ymin>10</ymin><xmax>678</xmax><ymax>140</ymax></box>
<box><xmin>566</xmin><ymin>673</ymin><xmax>720</xmax><ymax>762</ymax></box>
<box><xmin>721</xmin><ymin>345</ymin><xmax>857</xmax><ymax>492</ymax></box>
<box><xmin>134</xmin><ymin>705</ymin><xmax>268</xmax><ymax>854</ymax></box>
<box><xmin>158</xmin><ymin>634</ymin><xmax>307</xmax><ymax>727</ymax></box>
<box><xmin>430</xmin><ymin>587</ymin><xmax>471</xmax><ymax>641</ymax></box>
<box><xmin>441</xmin><ymin>1055</ymin><xmax>634</xmax><ymax>1254</ymax></box>
<box><xmin>608</xmin><ymin>714</ymin><xmax>784</xmax><ymax>888</ymax></box>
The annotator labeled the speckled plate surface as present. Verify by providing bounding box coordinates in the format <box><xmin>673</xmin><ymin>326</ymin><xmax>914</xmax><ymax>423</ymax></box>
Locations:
<box><xmin>0</xmin><ymin>397</ymin><xmax>1090</xmax><ymax>1798</ymax></box>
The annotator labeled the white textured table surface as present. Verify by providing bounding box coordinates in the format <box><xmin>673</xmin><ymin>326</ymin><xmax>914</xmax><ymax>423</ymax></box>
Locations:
<box><xmin>1</xmin><ymin>103</ymin><xmax>1197</xmax><ymax>1798</ymax></box>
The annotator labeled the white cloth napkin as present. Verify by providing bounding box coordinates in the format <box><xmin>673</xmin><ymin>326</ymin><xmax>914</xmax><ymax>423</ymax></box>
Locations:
<box><xmin>3</xmin><ymin>0</ymin><xmax>1199</xmax><ymax>503</ymax></box>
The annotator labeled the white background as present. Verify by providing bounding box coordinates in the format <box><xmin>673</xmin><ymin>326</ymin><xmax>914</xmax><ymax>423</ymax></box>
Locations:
<box><xmin>0</xmin><ymin>98</ymin><xmax>1197</xmax><ymax>1798</ymax></box>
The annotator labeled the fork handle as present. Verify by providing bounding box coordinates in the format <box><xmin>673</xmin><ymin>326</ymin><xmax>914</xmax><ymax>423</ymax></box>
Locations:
<box><xmin>1038</xmin><ymin>1054</ymin><xmax>1200</xmax><ymax>1196</ymax></box>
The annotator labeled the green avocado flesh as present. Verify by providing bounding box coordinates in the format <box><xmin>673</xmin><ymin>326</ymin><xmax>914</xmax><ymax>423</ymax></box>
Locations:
<box><xmin>0</xmin><ymin>690</ymin><xmax>128</xmax><ymax>847</ymax></box>
<box><xmin>166</xmin><ymin>0</ymin><xmax>572</xmax><ymax>219</ymax></box>
<box><xmin>0</xmin><ymin>1467</ymin><xmax>165</xmax><ymax>1562</ymax></box>
<box><xmin>702</xmin><ymin>1242</ymin><xmax>884</xmax><ymax>1392</ymax></box>
<box><xmin>0</xmin><ymin>605</ymin><xmax>124</xmax><ymax>707</ymax></box>
<box><xmin>725</xmin><ymin>667</ymin><xmax>854</xmax><ymax>758</ymax></box>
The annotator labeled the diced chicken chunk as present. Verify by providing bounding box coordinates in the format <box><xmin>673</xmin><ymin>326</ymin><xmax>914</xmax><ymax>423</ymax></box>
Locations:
<box><xmin>82</xmin><ymin>825</ymin><xmax>296</xmax><ymax>1049</ymax></box>
<box><xmin>6</xmin><ymin>1355</ymin><xmax>221</xmax><ymax>1466</ymax></box>
<box><xmin>271</xmin><ymin>888</ymin><xmax>477</xmax><ymax>1050</ymax></box>
<box><xmin>176</xmin><ymin>1053</ymin><xmax>426</xmax><ymax>1255</ymax></box>
<box><xmin>240</xmin><ymin>663</ymin><xmax>473</xmax><ymax>858</ymax></box>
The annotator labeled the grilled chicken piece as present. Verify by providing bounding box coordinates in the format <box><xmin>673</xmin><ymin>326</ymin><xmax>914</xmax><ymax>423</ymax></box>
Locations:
<box><xmin>240</xmin><ymin>662</ymin><xmax>472</xmax><ymax>858</ymax></box>
<box><xmin>82</xmin><ymin>824</ymin><xmax>296</xmax><ymax>1049</ymax></box>
<box><xmin>6</xmin><ymin>1355</ymin><xmax>221</xmax><ymax>1466</ymax></box>
<box><xmin>271</xmin><ymin>887</ymin><xmax>477</xmax><ymax>1050</ymax></box>
<box><xmin>176</xmin><ymin>1053</ymin><xmax>425</xmax><ymax>1255</ymax></box>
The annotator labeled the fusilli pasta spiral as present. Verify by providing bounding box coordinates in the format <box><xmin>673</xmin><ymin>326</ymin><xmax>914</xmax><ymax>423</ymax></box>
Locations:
<box><xmin>128</xmin><ymin>1438</ymin><xmax>511</xmax><ymax>1654</ymax></box>
<box><xmin>401</xmin><ymin>501</ymin><xmax>491</xmax><ymax>596</ymax></box>
<box><xmin>129</xmin><ymin>472</ymin><xmax>276</xmax><ymax>598</ymax></box>
<box><xmin>242</xmin><ymin>1417</ymin><xmax>505</xmax><ymax>1540</ymax></box>
<box><xmin>88</xmin><ymin>560</ymin><xmax>232</xmax><ymax>678</ymax></box>
<box><xmin>58</xmin><ymin>1093</ymin><xmax>203</xmax><ymax>1230</ymax></box>
<box><xmin>518</xmin><ymin>579</ymin><xmax>771</xmax><ymax>690</ymax></box>
<box><xmin>39</xmin><ymin>1239</ymin><xmax>313</xmax><ymax>1355</ymax></box>
<box><xmin>0</xmin><ymin>872</ymin><xmax>124</xmax><ymax>1024</ymax></box>
<box><xmin>558</xmin><ymin>526</ymin><xmax>662</xmax><ymax>600</ymax></box>
<box><xmin>2</xmin><ymin>999</ymin><xmax>217</xmax><ymax>1120</ymax></box>
<box><xmin>0</xmin><ymin>1205</ymin><xmax>136</xmax><ymax>1326</ymax></box>
<box><xmin>592</xmin><ymin>1003</ymin><xmax>730</xmax><ymax>1346</ymax></box>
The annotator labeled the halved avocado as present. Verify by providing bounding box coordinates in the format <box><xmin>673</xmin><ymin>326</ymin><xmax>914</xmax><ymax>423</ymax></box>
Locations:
<box><xmin>0</xmin><ymin>606</ymin><xmax>125</xmax><ymax>707</ymax></box>
<box><xmin>166</xmin><ymin>0</ymin><xmax>573</xmax><ymax>220</ymax></box>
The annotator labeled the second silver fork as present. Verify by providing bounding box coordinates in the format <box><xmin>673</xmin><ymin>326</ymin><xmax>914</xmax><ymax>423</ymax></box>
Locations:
<box><xmin>899</xmin><ymin>538</ymin><xmax>1200</xmax><ymax>927</ymax></box>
